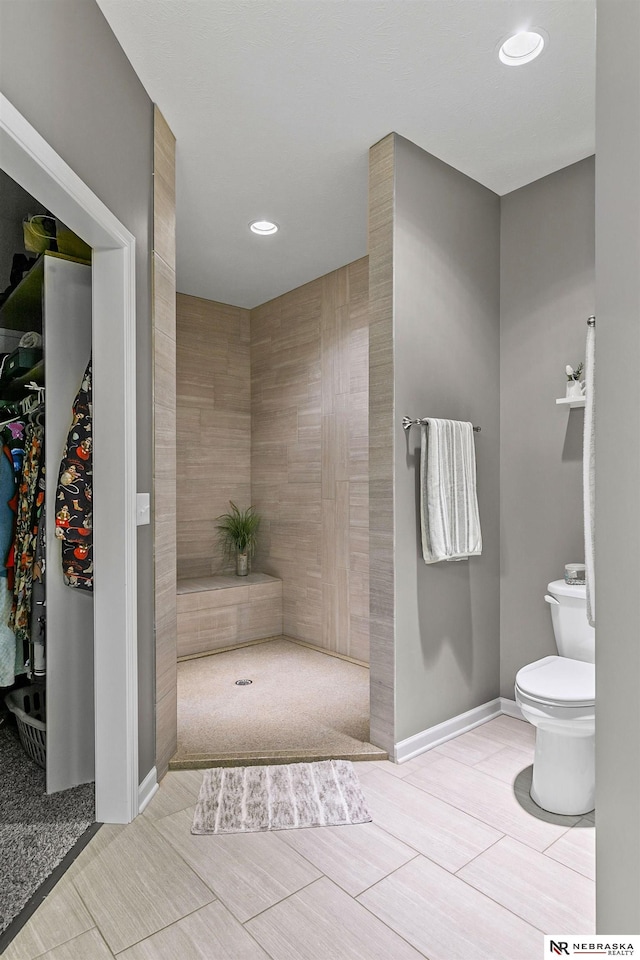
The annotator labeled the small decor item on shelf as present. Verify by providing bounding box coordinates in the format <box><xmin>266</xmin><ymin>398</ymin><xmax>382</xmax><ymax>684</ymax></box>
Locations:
<box><xmin>565</xmin><ymin>562</ymin><xmax>586</xmax><ymax>585</ymax></box>
<box><xmin>565</xmin><ymin>362</ymin><xmax>585</xmax><ymax>399</ymax></box>
<box><xmin>215</xmin><ymin>502</ymin><xmax>261</xmax><ymax>577</ymax></box>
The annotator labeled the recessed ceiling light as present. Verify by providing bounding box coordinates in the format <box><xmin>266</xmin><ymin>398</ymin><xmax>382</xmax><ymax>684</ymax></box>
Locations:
<box><xmin>249</xmin><ymin>220</ymin><xmax>279</xmax><ymax>235</ymax></box>
<box><xmin>499</xmin><ymin>31</ymin><xmax>545</xmax><ymax>66</ymax></box>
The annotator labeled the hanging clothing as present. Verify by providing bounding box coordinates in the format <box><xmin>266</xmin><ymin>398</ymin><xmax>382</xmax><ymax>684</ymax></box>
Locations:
<box><xmin>0</xmin><ymin>423</ymin><xmax>26</xmax><ymax>686</ymax></box>
<box><xmin>31</xmin><ymin>506</ymin><xmax>46</xmax><ymax>676</ymax></box>
<box><xmin>0</xmin><ymin>440</ymin><xmax>16</xmax><ymax>573</ymax></box>
<box><xmin>9</xmin><ymin>421</ymin><xmax>45</xmax><ymax>656</ymax></box>
<box><xmin>56</xmin><ymin>360</ymin><xmax>93</xmax><ymax>591</ymax></box>
<box><xmin>0</xmin><ymin>420</ymin><xmax>26</xmax><ymax>592</ymax></box>
<box><xmin>2</xmin><ymin>419</ymin><xmax>26</xmax><ymax>476</ymax></box>
<box><xmin>0</xmin><ymin>577</ymin><xmax>22</xmax><ymax>685</ymax></box>
<box><xmin>0</xmin><ymin>441</ymin><xmax>21</xmax><ymax>685</ymax></box>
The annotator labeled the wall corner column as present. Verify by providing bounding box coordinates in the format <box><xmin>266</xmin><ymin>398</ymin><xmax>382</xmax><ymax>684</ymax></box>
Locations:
<box><xmin>368</xmin><ymin>133</ymin><xmax>396</xmax><ymax>752</ymax></box>
<box><xmin>152</xmin><ymin>105</ymin><xmax>177</xmax><ymax>780</ymax></box>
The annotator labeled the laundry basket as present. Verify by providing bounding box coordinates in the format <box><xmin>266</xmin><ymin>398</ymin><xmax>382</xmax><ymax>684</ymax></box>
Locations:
<box><xmin>5</xmin><ymin>684</ymin><xmax>46</xmax><ymax>768</ymax></box>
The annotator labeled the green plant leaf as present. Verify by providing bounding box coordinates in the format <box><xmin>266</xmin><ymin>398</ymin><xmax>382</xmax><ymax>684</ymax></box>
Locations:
<box><xmin>215</xmin><ymin>501</ymin><xmax>261</xmax><ymax>559</ymax></box>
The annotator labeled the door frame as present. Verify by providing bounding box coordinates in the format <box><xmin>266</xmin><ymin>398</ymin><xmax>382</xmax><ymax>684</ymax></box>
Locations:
<box><xmin>0</xmin><ymin>93</ymin><xmax>139</xmax><ymax>823</ymax></box>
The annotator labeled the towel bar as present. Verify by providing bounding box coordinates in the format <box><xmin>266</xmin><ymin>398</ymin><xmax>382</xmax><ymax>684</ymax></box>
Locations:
<box><xmin>402</xmin><ymin>417</ymin><xmax>481</xmax><ymax>433</ymax></box>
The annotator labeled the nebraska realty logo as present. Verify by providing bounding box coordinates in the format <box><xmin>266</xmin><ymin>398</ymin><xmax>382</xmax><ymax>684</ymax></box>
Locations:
<box><xmin>545</xmin><ymin>936</ymin><xmax>639</xmax><ymax>957</ymax></box>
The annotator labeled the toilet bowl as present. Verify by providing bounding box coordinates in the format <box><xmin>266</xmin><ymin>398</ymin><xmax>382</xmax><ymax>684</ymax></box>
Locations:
<box><xmin>514</xmin><ymin>581</ymin><xmax>595</xmax><ymax>816</ymax></box>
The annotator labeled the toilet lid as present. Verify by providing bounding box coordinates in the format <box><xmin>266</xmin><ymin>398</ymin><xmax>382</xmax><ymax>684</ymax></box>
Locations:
<box><xmin>516</xmin><ymin>656</ymin><xmax>595</xmax><ymax>705</ymax></box>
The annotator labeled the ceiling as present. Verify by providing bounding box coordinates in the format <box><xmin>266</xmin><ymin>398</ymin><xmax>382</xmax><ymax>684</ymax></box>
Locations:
<box><xmin>96</xmin><ymin>0</ymin><xmax>596</xmax><ymax>309</ymax></box>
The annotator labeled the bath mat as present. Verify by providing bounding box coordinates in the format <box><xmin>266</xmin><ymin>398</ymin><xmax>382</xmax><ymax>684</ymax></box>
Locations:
<box><xmin>191</xmin><ymin>759</ymin><xmax>371</xmax><ymax>835</ymax></box>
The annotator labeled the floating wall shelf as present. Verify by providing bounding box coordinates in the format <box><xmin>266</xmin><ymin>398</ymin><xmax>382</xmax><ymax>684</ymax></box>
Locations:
<box><xmin>556</xmin><ymin>396</ymin><xmax>586</xmax><ymax>409</ymax></box>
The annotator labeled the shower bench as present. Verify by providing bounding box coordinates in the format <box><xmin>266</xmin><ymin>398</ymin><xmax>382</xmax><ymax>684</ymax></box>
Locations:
<box><xmin>176</xmin><ymin>573</ymin><xmax>283</xmax><ymax>659</ymax></box>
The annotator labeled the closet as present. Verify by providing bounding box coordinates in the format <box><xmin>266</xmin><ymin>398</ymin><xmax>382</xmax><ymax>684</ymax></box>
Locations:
<box><xmin>0</xmin><ymin>249</ymin><xmax>94</xmax><ymax>794</ymax></box>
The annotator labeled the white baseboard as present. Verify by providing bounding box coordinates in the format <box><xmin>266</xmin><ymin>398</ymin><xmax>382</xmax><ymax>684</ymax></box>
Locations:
<box><xmin>499</xmin><ymin>697</ymin><xmax>524</xmax><ymax>720</ymax></box>
<box><xmin>394</xmin><ymin>698</ymin><xmax>503</xmax><ymax>763</ymax></box>
<box><xmin>138</xmin><ymin>766</ymin><xmax>159</xmax><ymax>814</ymax></box>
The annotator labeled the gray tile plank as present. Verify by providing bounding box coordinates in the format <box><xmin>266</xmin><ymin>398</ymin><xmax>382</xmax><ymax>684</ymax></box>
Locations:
<box><xmin>358</xmin><ymin>766</ymin><xmax>503</xmax><ymax>871</ymax></box>
<box><xmin>26</xmin><ymin>928</ymin><xmax>114</xmax><ymax>959</ymax></box>
<box><xmin>2</xmin><ymin>878</ymin><xmax>94</xmax><ymax>960</ymax></box>
<box><xmin>405</xmin><ymin>756</ymin><xmax>578</xmax><ymax>851</ymax></box>
<box><xmin>457</xmin><ymin>836</ymin><xmax>595</xmax><ymax>933</ymax></box>
<box><xmin>153</xmin><ymin>808</ymin><xmax>322</xmax><ymax>922</ymax></box>
<box><xmin>277</xmin><ymin>820</ymin><xmax>417</xmax><ymax>896</ymax></box>
<box><xmin>544</xmin><ymin>818</ymin><xmax>596</xmax><ymax>880</ymax></box>
<box><xmin>246</xmin><ymin>876</ymin><xmax>425</xmax><ymax>960</ymax></box>
<box><xmin>430</xmin><ymin>727</ymin><xmax>514</xmax><ymax>767</ymax></box>
<box><xmin>142</xmin><ymin>770</ymin><xmax>204</xmax><ymax>821</ymax></box>
<box><xmin>358</xmin><ymin>854</ymin><xmax>544</xmax><ymax>960</ymax></box>
<box><xmin>478</xmin><ymin>715</ymin><xmax>535</xmax><ymax>750</ymax></box>
<box><xmin>117</xmin><ymin>901</ymin><xmax>270</xmax><ymax>960</ymax></box>
<box><xmin>72</xmin><ymin>815</ymin><xmax>214</xmax><ymax>953</ymax></box>
<box><xmin>473</xmin><ymin>745</ymin><xmax>534</xmax><ymax>784</ymax></box>
<box><xmin>357</xmin><ymin>751</ymin><xmax>442</xmax><ymax>781</ymax></box>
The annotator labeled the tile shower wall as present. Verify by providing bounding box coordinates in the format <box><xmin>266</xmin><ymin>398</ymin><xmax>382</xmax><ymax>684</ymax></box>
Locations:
<box><xmin>250</xmin><ymin>258</ymin><xmax>370</xmax><ymax>662</ymax></box>
<box><xmin>368</xmin><ymin>134</ymin><xmax>396</xmax><ymax>751</ymax></box>
<box><xmin>176</xmin><ymin>295</ymin><xmax>251</xmax><ymax>579</ymax></box>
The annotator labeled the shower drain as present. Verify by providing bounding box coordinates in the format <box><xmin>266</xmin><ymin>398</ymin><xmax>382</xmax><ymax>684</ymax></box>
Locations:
<box><xmin>235</xmin><ymin>679</ymin><xmax>253</xmax><ymax>686</ymax></box>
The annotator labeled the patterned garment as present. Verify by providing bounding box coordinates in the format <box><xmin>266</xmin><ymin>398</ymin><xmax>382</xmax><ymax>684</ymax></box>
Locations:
<box><xmin>56</xmin><ymin>361</ymin><xmax>93</xmax><ymax>591</ymax></box>
<box><xmin>9</xmin><ymin>422</ymin><xmax>45</xmax><ymax>652</ymax></box>
<box><xmin>1</xmin><ymin>421</ymin><xmax>25</xmax><ymax>590</ymax></box>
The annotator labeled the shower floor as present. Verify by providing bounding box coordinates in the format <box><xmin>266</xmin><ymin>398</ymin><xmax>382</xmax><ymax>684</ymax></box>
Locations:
<box><xmin>171</xmin><ymin>637</ymin><xmax>387</xmax><ymax>768</ymax></box>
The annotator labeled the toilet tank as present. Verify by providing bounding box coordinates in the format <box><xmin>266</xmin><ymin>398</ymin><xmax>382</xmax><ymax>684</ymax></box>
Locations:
<box><xmin>546</xmin><ymin>579</ymin><xmax>595</xmax><ymax>663</ymax></box>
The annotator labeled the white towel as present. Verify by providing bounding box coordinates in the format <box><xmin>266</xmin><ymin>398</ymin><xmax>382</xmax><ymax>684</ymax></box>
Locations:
<box><xmin>420</xmin><ymin>419</ymin><xmax>482</xmax><ymax>564</ymax></box>
<box><xmin>583</xmin><ymin>322</ymin><xmax>595</xmax><ymax>626</ymax></box>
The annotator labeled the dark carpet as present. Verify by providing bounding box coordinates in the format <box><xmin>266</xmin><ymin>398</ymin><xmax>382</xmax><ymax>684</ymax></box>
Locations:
<box><xmin>0</xmin><ymin>716</ymin><xmax>94</xmax><ymax>936</ymax></box>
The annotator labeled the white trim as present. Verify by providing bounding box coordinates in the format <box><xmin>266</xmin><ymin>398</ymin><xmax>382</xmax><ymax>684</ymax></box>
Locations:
<box><xmin>138</xmin><ymin>767</ymin><xmax>159</xmax><ymax>813</ymax></box>
<box><xmin>500</xmin><ymin>697</ymin><xmax>524</xmax><ymax>720</ymax></box>
<box><xmin>0</xmin><ymin>92</ymin><xmax>139</xmax><ymax>823</ymax></box>
<box><xmin>394</xmin><ymin>698</ymin><xmax>503</xmax><ymax>763</ymax></box>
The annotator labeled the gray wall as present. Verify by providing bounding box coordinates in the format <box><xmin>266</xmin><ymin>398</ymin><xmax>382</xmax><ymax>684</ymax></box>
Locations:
<box><xmin>595</xmin><ymin>0</ymin><xmax>640</xmax><ymax>930</ymax></box>
<box><xmin>0</xmin><ymin>0</ymin><xmax>155</xmax><ymax>782</ymax></box>
<box><xmin>394</xmin><ymin>135</ymin><xmax>501</xmax><ymax>743</ymax></box>
<box><xmin>500</xmin><ymin>158</ymin><xmax>595</xmax><ymax>698</ymax></box>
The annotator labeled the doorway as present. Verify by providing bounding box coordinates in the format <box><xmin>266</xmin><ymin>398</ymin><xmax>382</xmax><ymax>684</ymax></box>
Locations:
<box><xmin>0</xmin><ymin>94</ymin><xmax>139</xmax><ymax>823</ymax></box>
<box><xmin>172</xmin><ymin>259</ymin><xmax>381</xmax><ymax>767</ymax></box>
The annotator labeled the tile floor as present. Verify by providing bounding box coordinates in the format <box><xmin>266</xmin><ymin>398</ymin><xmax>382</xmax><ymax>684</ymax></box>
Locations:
<box><xmin>4</xmin><ymin>716</ymin><xmax>595</xmax><ymax>960</ymax></box>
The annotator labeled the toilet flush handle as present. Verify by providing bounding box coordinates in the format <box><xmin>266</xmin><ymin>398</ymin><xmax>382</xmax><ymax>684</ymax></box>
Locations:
<box><xmin>544</xmin><ymin>594</ymin><xmax>560</xmax><ymax>605</ymax></box>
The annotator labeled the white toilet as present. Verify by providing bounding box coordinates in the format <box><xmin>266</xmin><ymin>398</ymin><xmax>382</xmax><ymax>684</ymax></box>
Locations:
<box><xmin>515</xmin><ymin>579</ymin><xmax>595</xmax><ymax>816</ymax></box>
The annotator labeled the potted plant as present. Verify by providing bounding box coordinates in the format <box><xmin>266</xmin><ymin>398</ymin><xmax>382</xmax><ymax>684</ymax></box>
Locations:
<box><xmin>215</xmin><ymin>502</ymin><xmax>261</xmax><ymax>576</ymax></box>
<box><xmin>565</xmin><ymin>362</ymin><xmax>584</xmax><ymax>399</ymax></box>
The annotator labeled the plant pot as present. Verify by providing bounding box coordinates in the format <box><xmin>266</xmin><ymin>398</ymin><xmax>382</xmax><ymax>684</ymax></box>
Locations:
<box><xmin>236</xmin><ymin>551</ymin><xmax>249</xmax><ymax>577</ymax></box>
<box><xmin>566</xmin><ymin>379</ymin><xmax>584</xmax><ymax>399</ymax></box>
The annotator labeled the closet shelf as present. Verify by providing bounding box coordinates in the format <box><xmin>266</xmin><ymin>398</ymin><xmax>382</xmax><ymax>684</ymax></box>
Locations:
<box><xmin>0</xmin><ymin>251</ymin><xmax>90</xmax><ymax>333</ymax></box>
<box><xmin>556</xmin><ymin>396</ymin><xmax>586</xmax><ymax>409</ymax></box>
<box><xmin>1</xmin><ymin>359</ymin><xmax>45</xmax><ymax>400</ymax></box>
